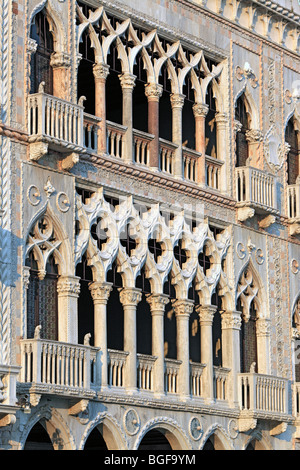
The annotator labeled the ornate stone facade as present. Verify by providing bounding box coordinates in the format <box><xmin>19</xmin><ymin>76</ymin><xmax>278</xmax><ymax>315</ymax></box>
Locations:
<box><xmin>0</xmin><ymin>0</ymin><xmax>299</xmax><ymax>451</ymax></box>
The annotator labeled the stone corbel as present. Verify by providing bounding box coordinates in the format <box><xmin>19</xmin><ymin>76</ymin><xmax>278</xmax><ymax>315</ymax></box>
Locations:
<box><xmin>68</xmin><ymin>399</ymin><xmax>89</xmax><ymax>417</ymax></box>
<box><xmin>237</xmin><ymin>206</ymin><xmax>255</xmax><ymax>222</ymax></box>
<box><xmin>269</xmin><ymin>422</ymin><xmax>288</xmax><ymax>436</ymax></box>
<box><xmin>29</xmin><ymin>142</ymin><xmax>48</xmax><ymax>161</ymax></box>
<box><xmin>289</xmin><ymin>223</ymin><xmax>300</xmax><ymax>237</ymax></box>
<box><xmin>61</xmin><ymin>152</ymin><xmax>80</xmax><ymax>171</ymax></box>
<box><xmin>238</xmin><ymin>415</ymin><xmax>257</xmax><ymax>433</ymax></box>
<box><xmin>0</xmin><ymin>413</ymin><xmax>17</xmax><ymax>427</ymax></box>
<box><xmin>29</xmin><ymin>393</ymin><xmax>41</xmax><ymax>407</ymax></box>
<box><xmin>258</xmin><ymin>215</ymin><xmax>276</xmax><ymax>229</ymax></box>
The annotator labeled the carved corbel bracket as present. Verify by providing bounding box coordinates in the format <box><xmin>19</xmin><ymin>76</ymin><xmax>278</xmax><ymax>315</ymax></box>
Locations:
<box><xmin>269</xmin><ymin>422</ymin><xmax>288</xmax><ymax>436</ymax></box>
<box><xmin>29</xmin><ymin>141</ymin><xmax>48</xmax><ymax>161</ymax></box>
<box><xmin>61</xmin><ymin>152</ymin><xmax>80</xmax><ymax>171</ymax></box>
<box><xmin>237</xmin><ymin>206</ymin><xmax>255</xmax><ymax>222</ymax></box>
<box><xmin>258</xmin><ymin>214</ymin><xmax>276</xmax><ymax>229</ymax></box>
<box><xmin>238</xmin><ymin>415</ymin><xmax>257</xmax><ymax>433</ymax></box>
<box><xmin>0</xmin><ymin>413</ymin><xmax>17</xmax><ymax>427</ymax></box>
<box><xmin>289</xmin><ymin>222</ymin><xmax>300</xmax><ymax>237</ymax></box>
<box><xmin>29</xmin><ymin>393</ymin><xmax>41</xmax><ymax>407</ymax></box>
<box><xmin>68</xmin><ymin>399</ymin><xmax>89</xmax><ymax>417</ymax></box>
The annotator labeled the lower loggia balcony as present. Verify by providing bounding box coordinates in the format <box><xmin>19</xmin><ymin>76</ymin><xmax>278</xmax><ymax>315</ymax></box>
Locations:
<box><xmin>287</xmin><ymin>183</ymin><xmax>300</xmax><ymax>235</ymax></box>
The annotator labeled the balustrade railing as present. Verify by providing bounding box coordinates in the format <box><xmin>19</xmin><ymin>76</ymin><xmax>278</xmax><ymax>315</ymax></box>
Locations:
<box><xmin>238</xmin><ymin>373</ymin><xmax>288</xmax><ymax>415</ymax></box>
<box><xmin>287</xmin><ymin>183</ymin><xmax>300</xmax><ymax>220</ymax></box>
<box><xmin>164</xmin><ymin>358</ymin><xmax>182</xmax><ymax>394</ymax></box>
<box><xmin>137</xmin><ymin>354</ymin><xmax>157</xmax><ymax>391</ymax></box>
<box><xmin>213</xmin><ymin>366</ymin><xmax>230</xmax><ymax>401</ymax></box>
<box><xmin>20</xmin><ymin>338</ymin><xmax>96</xmax><ymax>390</ymax></box>
<box><xmin>106</xmin><ymin>121</ymin><xmax>127</xmax><ymax>159</ymax></box>
<box><xmin>83</xmin><ymin>113</ymin><xmax>101</xmax><ymax>153</ymax></box>
<box><xmin>133</xmin><ymin>129</ymin><xmax>154</xmax><ymax>167</ymax></box>
<box><xmin>294</xmin><ymin>382</ymin><xmax>300</xmax><ymax>418</ymax></box>
<box><xmin>183</xmin><ymin>147</ymin><xmax>200</xmax><ymax>183</ymax></box>
<box><xmin>190</xmin><ymin>362</ymin><xmax>206</xmax><ymax>397</ymax></box>
<box><xmin>206</xmin><ymin>155</ymin><xmax>223</xmax><ymax>191</ymax></box>
<box><xmin>159</xmin><ymin>138</ymin><xmax>177</xmax><ymax>175</ymax></box>
<box><xmin>28</xmin><ymin>90</ymin><xmax>84</xmax><ymax>149</ymax></box>
<box><xmin>107</xmin><ymin>349</ymin><xmax>128</xmax><ymax>387</ymax></box>
<box><xmin>236</xmin><ymin>167</ymin><xmax>277</xmax><ymax>211</ymax></box>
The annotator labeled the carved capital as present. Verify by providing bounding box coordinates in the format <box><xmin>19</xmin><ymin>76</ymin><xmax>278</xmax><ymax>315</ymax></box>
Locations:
<box><xmin>93</xmin><ymin>63</ymin><xmax>110</xmax><ymax>81</ymax></box>
<box><xmin>146</xmin><ymin>293</ymin><xmax>169</xmax><ymax>313</ymax></box>
<box><xmin>119</xmin><ymin>73</ymin><xmax>136</xmax><ymax>90</ymax></box>
<box><xmin>119</xmin><ymin>288</ymin><xmax>142</xmax><ymax>307</ymax></box>
<box><xmin>145</xmin><ymin>83</ymin><xmax>163</xmax><ymax>101</ymax></box>
<box><xmin>89</xmin><ymin>281</ymin><xmax>112</xmax><ymax>304</ymax></box>
<box><xmin>193</xmin><ymin>103</ymin><xmax>209</xmax><ymax>118</ymax></box>
<box><xmin>234</xmin><ymin>119</ymin><xmax>243</xmax><ymax>134</ymax></box>
<box><xmin>256</xmin><ymin>318</ymin><xmax>271</xmax><ymax>337</ymax></box>
<box><xmin>50</xmin><ymin>51</ymin><xmax>71</xmax><ymax>69</ymax></box>
<box><xmin>196</xmin><ymin>305</ymin><xmax>217</xmax><ymax>325</ymax></box>
<box><xmin>221</xmin><ymin>310</ymin><xmax>242</xmax><ymax>330</ymax></box>
<box><xmin>245</xmin><ymin>129</ymin><xmax>264</xmax><ymax>143</ymax></box>
<box><xmin>172</xmin><ymin>299</ymin><xmax>194</xmax><ymax>317</ymax></box>
<box><xmin>170</xmin><ymin>93</ymin><xmax>185</xmax><ymax>109</ymax></box>
<box><xmin>57</xmin><ymin>276</ymin><xmax>81</xmax><ymax>296</ymax></box>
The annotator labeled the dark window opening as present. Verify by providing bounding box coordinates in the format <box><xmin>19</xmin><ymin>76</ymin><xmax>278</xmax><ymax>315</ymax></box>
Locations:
<box><xmin>76</xmin><ymin>187</ymin><xmax>95</xmax><ymax>204</ymax></box>
<box><xmin>163</xmin><ymin>273</ymin><xmax>177</xmax><ymax>360</ymax></box>
<box><xmin>30</xmin><ymin>10</ymin><xmax>54</xmax><ymax>94</ymax></box>
<box><xmin>24</xmin><ymin>422</ymin><xmax>54</xmax><ymax>451</ymax></box>
<box><xmin>189</xmin><ymin>280</ymin><xmax>201</xmax><ymax>363</ymax></box>
<box><xmin>235</xmin><ymin>95</ymin><xmax>249</xmax><ymax>167</ymax></box>
<box><xmin>212</xmin><ymin>290</ymin><xmax>222</xmax><ymax>367</ymax></box>
<box><xmin>76</xmin><ymin>255</ymin><xmax>94</xmax><ymax>346</ymax></box>
<box><xmin>174</xmin><ymin>239</ymin><xmax>187</xmax><ymax>268</ymax></box>
<box><xmin>91</xmin><ymin>217</ymin><xmax>108</xmax><ymax>251</ymax></box>
<box><xmin>120</xmin><ymin>223</ymin><xmax>137</xmax><ymax>257</ymax></box>
<box><xmin>198</xmin><ymin>245</ymin><xmax>211</xmax><ymax>276</ymax></box>
<box><xmin>285</xmin><ymin>117</ymin><xmax>299</xmax><ymax>185</ymax></box>
<box><xmin>148</xmin><ymin>238</ymin><xmax>163</xmax><ymax>263</ymax></box>
<box><xmin>136</xmin><ymin>267</ymin><xmax>152</xmax><ymax>355</ymax></box>
<box><xmin>107</xmin><ymin>261</ymin><xmax>123</xmax><ymax>351</ymax></box>
<box><xmin>239</xmin><ymin>298</ymin><xmax>258</xmax><ymax>373</ymax></box>
<box><xmin>205</xmin><ymin>82</ymin><xmax>217</xmax><ymax>158</ymax></box>
<box><xmin>83</xmin><ymin>427</ymin><xmax>108</xmax><ymax>450</ymax></box>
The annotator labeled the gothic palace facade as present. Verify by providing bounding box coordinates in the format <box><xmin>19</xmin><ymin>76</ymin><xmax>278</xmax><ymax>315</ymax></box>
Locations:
<box><xmin>0</xmin><ymin>0</ymin><xmax>300</xmax><ymax>451</ymax></box>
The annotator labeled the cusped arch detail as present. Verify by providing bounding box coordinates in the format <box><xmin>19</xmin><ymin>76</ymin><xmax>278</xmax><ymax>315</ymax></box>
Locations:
<box><xmin>79</xmin><ymin>412</ymin><xmax>127</xmax><ymax>450</ymax></box>
<box><xmin>199</xmin><ymin>423</ymin><xmax>234</xmax><ymax>450</ymax></box>
<box><xmin>133</xmin><ymin>416</ymin><xmax>192</xmax><ymax>450</ymax></box>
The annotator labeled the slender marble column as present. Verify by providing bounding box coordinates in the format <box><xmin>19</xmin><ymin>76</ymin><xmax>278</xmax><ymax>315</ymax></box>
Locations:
<box><xmin>173</xmin><ymin>299</ymin><xmax>194</xmax><ymax>397</ymax></box>
<box><xmin>119</xmin><ymin>287</ymin><xmax>142</xmax><ymax>391</ymax></box>
<box><xmin>245</xmin><ymin>129</ymin><xmax>264</xmax><ymax>169</ymax></box>
<box><xmin>89</xmin><ymin>281</ymin><xmax>113</xmax><ymax>387</ymax></box>
<box><xmin>147</xmin><ymin>293</ymin><xmax>169</xmax><ymax>395</ymax></box>
<box><xmin>93</xmin><ymin>63</ymin><xmax>110</xmax><ymax>153</ymax></box>
<box><xmin>193</xmin><ymin>103</ymin><xmax>209</xmax><ymax>186</ymax></box>
<box><xmin>221</xmin><ymin>310</ymin><xmax>242</xmax><ymax>406</ymax></box>
<box><xmin>197</xmin><ymin>304</ymin><xmax>216</xmax><ymax>402</ymax></box>
<box><xmin>57</xmin><ymin>276</ymin><xmax>81</xmax><ymax>344</ymax></box>
<box><xmin>119</xmin><ymin>73</ymin><xmax>136</xmax><ymax>163</ymax></box>
<box><xmin>145</xmin><ymin>83</ymin><xmax>163</xmax><ymax>169</ymax></box>
<box><xmin>170</xmin><ymin>93</ymin><xmax>185</xmax><ymax>178</ymax></box>
<box><xmin>256</xmin><ymin>317</ymin><xmax>271</xmax><ymax>375</ymax></box>
<box><xmin>50</xmin><ymin>52</ymin><xmax>71</xmax><ymax>102</ymax></box>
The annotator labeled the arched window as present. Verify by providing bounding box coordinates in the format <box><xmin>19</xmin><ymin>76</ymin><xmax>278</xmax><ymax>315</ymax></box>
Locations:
<box><xmin>188</xmin><ymin>280</ymin><xmax>201</xmax><ymax>363</ymax></box>
<box><xmin>30</xmin><ymin>10</ymin><xmax>54</xmax><ymax>94</ymax></box>
<box><xmin>163</xmin><ymin>273</ymin><xmax>177</xmax><ymax>359</ymax></box>
<box><xmin>26</xmin><ymin>251</ymin><xmax>58</xmax><ymax>340</ymax></box>
<box><xmin>136</xmin><ymin>266</ymin><xmax>152</xmax><ymax>355</ymax></box>
<box><xmin>235</xmin><ymin>94</ymin><xmax>250</xmax><ymax>167</ymax></box>
<box><xmin>285</xmin><ymin>116</ymin><xmax>299</xmax><ymax>185</ymax></box>
<box><xmin>205</xmin><ymin>81</ymin><xmax>217</xmax><ymax>158</ymax></box>
<box><xmin>24</xmin><ymin>422</ymin><xmax>54</xmax><ymax>450</ymax></box>
<box><xmin>76</xmin><ymin>254</ymin><xmax>94</xmax><ymax>345</ymax></box>
<box><xmin>106</xmin><ymin>261</ymin><xmax>124</xmax><ymax>351</ymax></box>
<box><xmin>212</xmin><ymin>288</ymin><xmax>223</xmax><ymax>367</ymax></box>
<box><xmin>77</xmin><ymin>28</ymin><xmax>96</xmax><ymax>115</ymax></box>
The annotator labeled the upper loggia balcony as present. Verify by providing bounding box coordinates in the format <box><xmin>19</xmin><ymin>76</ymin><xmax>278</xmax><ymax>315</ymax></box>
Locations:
<box><xmin>287</xmin><ymin>182</ymin><xmax>300</xmax><ymax>236</ymax></box>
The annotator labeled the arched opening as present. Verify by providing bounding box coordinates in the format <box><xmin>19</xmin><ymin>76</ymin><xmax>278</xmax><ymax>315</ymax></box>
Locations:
<box><xmin>292</xmin><ymin>297</ymin><xmax>300</xmax><ymax>381</ymax></box>
<box><xmin>30</xmin><ymin>10</ymin><xmax>54</xmax><ymax>94</ymax></box>
<box><xmin>203</xmin><ymin>438</ymin><xmax>215</xmax><ymax>450</ymax></box>
<box><xmin>76</xmin><ymin>254</ymin><xmax>94</xmax><ymax>345</ymax></box>
<box><xmin>136</xmin><ymin>266</ymin><xmax>152</xmax><ymax>355</ymax></box>
<box><xmin>26</xmin><ymin>251</ymin><xmax>58</xmax><ymax>341</ymax></box>
<box><xmin>239</xmin><ymin>299</ymin><xmax>258</xmax><ymax>373</ymax></box>
<box><xmin>83</xmin><ymin>427</ymin><xmax>108</xmax><ymax>450</ymax></box>
<box><xmin>138</xmin><ymin>429</ymin><xmax>173</xmax><ymax>450</ymax></box>
<box><xmin>212</xmin><ymin>288</ymin><xmax>223</xmax><ymax>368</ymax></box>
<box><xmin>235</xmin><ymin>94</ymin><xmax>250</xmax><ymax>167</ymax></box>
<box><xmin>107</xmin><ymin>260</ymin><xmax>124</xmax><ymax>351</ymax></box>
<box><xmin>132</xmin><ymin>51</ymin><xmax>148</xmax><ymax>133</ymax></box>
<box><xmin>182</xmin><ymin>71</ymin><xmax>196</xmax><ymax>150</ymax></box>
<box><xmin>205</xmin><ymin>81</ymin><xmax>217</xmax><ymax>158</ymax></box>
<box><xmin>285</xmin><ymin>116</ymin><xmax>299</xmax><ymax>185</ymax></box>
<box><xmin>105</xmin><ymin>32</ymin><xmax>123</xmax><ymax>125</ymax></box>
<box><xmin>158</xmin><ymin>60</ymin><xmax>172</xmax><ymax>142</ymax></box>
<box><xmin>24</xmin><ymin>422</ymin><xmax>54</xmax><ymax>450</ymax></box>
<box><xmin>188</xmin><ymin>279</ymin><xmax>201</xmax><ymax>363</ymax></box>
<box><xmin>163</xmin><ymin>273</ymin><xmax>177</xmax><ymax>359</ymax></box>
<box><xmin>77</xmin><ymin>28</ymin><xmax>96</xmax><ymax>115</ymax></box>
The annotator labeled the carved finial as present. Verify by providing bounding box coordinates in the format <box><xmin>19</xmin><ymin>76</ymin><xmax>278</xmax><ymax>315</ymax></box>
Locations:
<box><xmin>44</xmin><ymin>177</ymin><xmax>55</xmax><ymax>198</ymax></box>
<box><xmin>38</xmin><ymin>81</ymin><xmax>45</xmax><ymax>93</ymax></box>
<box><xmin>250</xmin><ymin>362</ymin><xmax>256</xmax><ymax>373</ymax></box>
<box><xmin>34</xmin><ymin>325</ymin><xmax>42</xmax><ymax>339</ymax></box>
<box><xmin>84</xmin><ymin>333</ymin><xmax>91</xmax><ymax>345</ymax></box>
<box><xmin>78</xmin><ymin>96</ymin><xmax>86</xmax><ymax>107</ymax></box>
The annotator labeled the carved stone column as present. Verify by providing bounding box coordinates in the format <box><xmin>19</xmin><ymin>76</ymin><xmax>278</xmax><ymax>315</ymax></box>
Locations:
<box><xmin>50</xmin><ymin>52</ymin><xmax>71</xmax><ymax>101</ymax></box>
<box><xmin>245</xmin><ymin>129</ymin><xmax>264</xmax><ymax>169</ymax></box>
<box><xmin>170</xmin><ymin>93</ymin><xmax>185</xmax><ymax>178</ymax></box>
<box><xmin>197</xmin><ymin>304</ymin><xmax>216</xmax><ymax>401</ymax></box>
<box><xmin>89</xmin><ymin>281</ymin><xmax>112</xmax><ymax>387</ymax></box>
<box><xmin>93</xmin><ymin>63</ymin><xmax>110</xmax><ymax>153</ymax></box>
<box><xmin>221</xmin><ymin>310</ymin><xmax>242</xmax><ymax>406</ymax></box>
<box><xmin>147</xmin><ymin>293</ymin><xmax>169</xmax><ymax>395</ymax></box>
<box><xmin>119</xmin><ymin>287</ymin><xmax>142</xmax><ymax>391</ymax></box>
<box><xmin>57</xmin><ymin>276</ymin><xmax>81</xmax><ymax>344</ymax></box>
<box><xmin>119</xmin><ymin>73</ymin><xmax>136</xmax><ymax>163</ymax></box>
<box><xmin>145</xmin><ymin>83</ymin><xmax>163</xmax><ymax>169</ymax></box>
<box><xmin>173</xmin><ymin>299</ymin><xmax>194</xmax><ymax>397</ymax></box>
<box><xmin>193</xmin><ymin>103</ymin><xmax>209</xmax><ymax>186</ymax></box>
<box><xmin>256</xmin><ymin>317</ymin><xmax>271</xmax><ymax>375</ymax></box>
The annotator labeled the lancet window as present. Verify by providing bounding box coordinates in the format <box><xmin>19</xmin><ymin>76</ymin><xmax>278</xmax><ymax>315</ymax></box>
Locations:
<box><xmin>285</xmin><ymin>116</ymin><xmax>299</xmax><ymax>185</ymax></box>
<box><xmin>30</xmin><ymin>10</ymin><xmax>54</xmax><ymax>94</ymax></box>
<box><xmin>235</xmin><ymin>94</ymin><xmax>250</xmax><ymax>167</ymax></box>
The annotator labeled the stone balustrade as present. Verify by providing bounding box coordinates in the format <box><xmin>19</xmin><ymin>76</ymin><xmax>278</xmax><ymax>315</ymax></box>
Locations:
<box><xmin>107</xmin><ymin>349</ymin><xmax>128</xmax><ymax>387</ymax></box>
<box><xmin>159</xmin><ymin>138</ymin><xmax>177</xmax><ymax>175</ymax></box>
<box><xmin>205</xmin><ymin>155</ymin><xmax>223</xmax><ymax>191</ymax></box>
<box><xmin>213</xmin><ymin>366</ymin><xmax>231</xmax><ymax>401</ymax></box>
<box><xmin>137</xmin><ymin>354</ymin><xmax>157</xmax><ymax>391</ymax></box>
<box><xmin>287</xmin><ymin>183</ymin><xmax>300</xmax><ymax>220</ymax></box>
<box><xmin>106</xmin><ymin>120</ymin><xmax>127</xmax><ymax>159</ymax></box>
<box><xmin>164</xmin><ymin>358</ymin><xmax>182</xmax><ymax>394</ymax></box>
<box><xmin>83</xmin><ymin>113</ymin><xmax>101</xmax><ymax>153</ymax></box>
<box><xmin>236</xmin><ymin>166</ymin><xmax>277</xmax><ymax>213</ymax></box>
<box><xmin>183</xmin><ymin>147</ymin><xmax>201</xmax><ymax>183</ymax></box>
<box><xmin>133</xmin><ymin>129</ymin><xmax>154</xmax><ymax>167</ymax></box>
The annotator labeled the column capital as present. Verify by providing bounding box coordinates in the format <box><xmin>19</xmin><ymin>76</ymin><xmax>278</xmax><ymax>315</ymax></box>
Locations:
<box><xmin>170</xmin><ymin>93</ymin><xmax>185</xmax><ymax>109</ymax></box>
<box><xmin>172</xmin><ymin>299</ymin><xmax>194</xmax><ymax>317</ymax></box>
<box><xmin>196</xmin><ymin>304</ymin><xmax>217</xmax><ymax>325</ymax></box>
<box><xmin>50</xmin><ymin>51</ymin><xmax>71</xmax><ymax>69</ymax></box>
<box><xmin>146</xmin><ymin>293</ymin><xmax>169</xmax><ymax>313</ymax></box>
<box><xmin>245</xmin><ymin>129</ymin><xmax>264</xmax><ymax>143</ymax></box>
<box><xmin>215</xmin><ymin>112</ymin><xmax>228</xmax><ymax>125</ymax></box>
<box><xmin>23</xmin><ymin>265</ymin><xmax>31</xmax><ymax>289</ymax></box>
<box><xmin>256</xmin><ymin>317</ymin><xmax>271</xmax><ymax>337</ymax></box>
<box><xmin>119</xmin><ymin>73</ymin><xmax>136</xmax><ymax>90</ymax></box>
<box><xmin>233</xmin><ymin>119</ymin><xmax>243</xmax><ymax>134</ymax></box>
<box><xmin>57</xmin><ymin>276</ymin><xmax>81</xmax><ymax>296</ymax></box>
<box><xmin>145</xmin><ymin>83</ymin><xmax>163</xmax><ymax>101</ymax></box>
<box><xmin>221</xmin><ymin>310</ymin><xmax>242</xmax><ymax>330</ymax></box>
<box><xmin>93</xmin><ymin>63</ymin><xmax>110</xmax><ymax>81</ymax></box>
<box><xmin>119</xmin><ymin>287</ymin><xmax>142</xmax><ymax>307</ymax></box>
<box><xmin>193</xmin><ymin>103</ymin><xmax>209</xmax><ymax>118</ymax></box>
<box><xmin>89</xmin><ymin>281</ymin><xmax>112</xmax><ymax>304</ymax></box>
